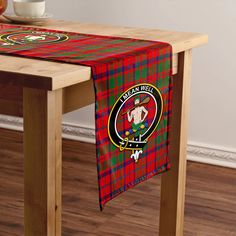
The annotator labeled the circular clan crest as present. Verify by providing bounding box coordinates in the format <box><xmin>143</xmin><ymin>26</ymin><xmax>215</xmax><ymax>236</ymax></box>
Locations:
<box><xmin>0</xmin><ymin>30</ymin><xmax>68</xmax><ymax>45</ymax></box>
<box><xmin>108</xmin><ymin>83</ymin><xmax>163</xmax><ymax>162</ymax></box>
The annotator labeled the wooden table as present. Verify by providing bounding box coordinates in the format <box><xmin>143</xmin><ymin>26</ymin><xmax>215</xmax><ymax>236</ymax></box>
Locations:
<box><xmin>0</xmin><ymin>18</ymin><xmax>208</xmax><ymax>236</ymax></box>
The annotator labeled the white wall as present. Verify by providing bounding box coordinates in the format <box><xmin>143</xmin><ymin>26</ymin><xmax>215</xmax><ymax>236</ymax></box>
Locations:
<box><xmin>10</xmin><ymin>0</ymin><xmax>236</xmax><ymax>150</ymax></box>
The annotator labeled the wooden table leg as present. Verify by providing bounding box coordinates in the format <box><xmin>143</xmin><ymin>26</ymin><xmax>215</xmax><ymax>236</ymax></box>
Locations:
<box><xmin>159</xmin><ymin>50</ymin><xmax>192</xmax><ymax>236</ymax></box>
<box><xmin>23</xmin><ymin>88</ymin><xmax>62</xmax><ymax>236</ymax></box>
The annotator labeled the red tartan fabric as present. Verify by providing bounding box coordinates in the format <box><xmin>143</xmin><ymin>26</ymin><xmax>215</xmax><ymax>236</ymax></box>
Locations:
<box><xmin>0</xmin><ymin>23</ymin><xmax>173</xmax><ymax>209</ymax></box>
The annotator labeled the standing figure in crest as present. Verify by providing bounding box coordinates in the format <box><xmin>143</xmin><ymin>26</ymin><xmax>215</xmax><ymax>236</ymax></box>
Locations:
<box><xmin>125</xmin><ymin>97</ymin><xmax>149</xmax><ymax>137</ymax></box>
<box><xmin>24</xmin><ymin>35</ymin><xmax>47</xmax><ymax>42</ymax></box>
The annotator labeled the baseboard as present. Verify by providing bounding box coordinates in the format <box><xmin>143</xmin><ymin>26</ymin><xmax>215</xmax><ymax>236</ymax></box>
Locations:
<box><xmin>0</xmin><ymin>115</ymin><xmax>96</xmax><ymax>144</ymax></box>
<box><xmin>0</xmin><ymin>115</ymin><xmax>236</xmax><ymax>169</ymax></box>
<box><xmin>187</xmin><ymin>142</ymin><xmax>236</xmax><ymax>169</ymax></box>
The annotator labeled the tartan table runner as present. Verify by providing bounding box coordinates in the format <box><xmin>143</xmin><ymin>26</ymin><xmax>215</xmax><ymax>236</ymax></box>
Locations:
<box><xmin>0</xmin><ymin>23</ymin><xmax>173</xmax><ymax>209</ymax></box>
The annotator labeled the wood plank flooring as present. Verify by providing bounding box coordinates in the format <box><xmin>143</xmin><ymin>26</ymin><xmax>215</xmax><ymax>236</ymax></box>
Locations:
<box><xmin>0</xmin><ymin>128</ymin><xmax>235</xmax><ymax>236</ymax></box>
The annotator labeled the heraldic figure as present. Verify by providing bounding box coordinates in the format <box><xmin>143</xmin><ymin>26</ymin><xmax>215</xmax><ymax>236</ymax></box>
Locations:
<box><xmin>125</xmin><ymin>96</ymin><xmax>149</xmax><ymax>138</ymax></box>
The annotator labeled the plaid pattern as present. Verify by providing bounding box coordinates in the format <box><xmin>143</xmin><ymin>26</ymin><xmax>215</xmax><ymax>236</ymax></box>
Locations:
<box><xmin>0</xmin><ymin>24</ymin><xmax>173</xmax><ymax>209</ymax></box>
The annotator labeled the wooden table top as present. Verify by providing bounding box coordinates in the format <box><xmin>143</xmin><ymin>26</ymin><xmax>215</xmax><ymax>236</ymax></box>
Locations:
<box><xmin>0</xmin><ymin>17</ymin><xmax>208</xmax><ymax>90</ymax></box>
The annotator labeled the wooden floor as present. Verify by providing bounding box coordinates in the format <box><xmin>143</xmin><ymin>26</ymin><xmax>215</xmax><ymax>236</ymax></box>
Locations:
<box><xmin>0</xmin><ymin>128</ymin><xmax>235</xmax><ymax>236</ymax></box>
